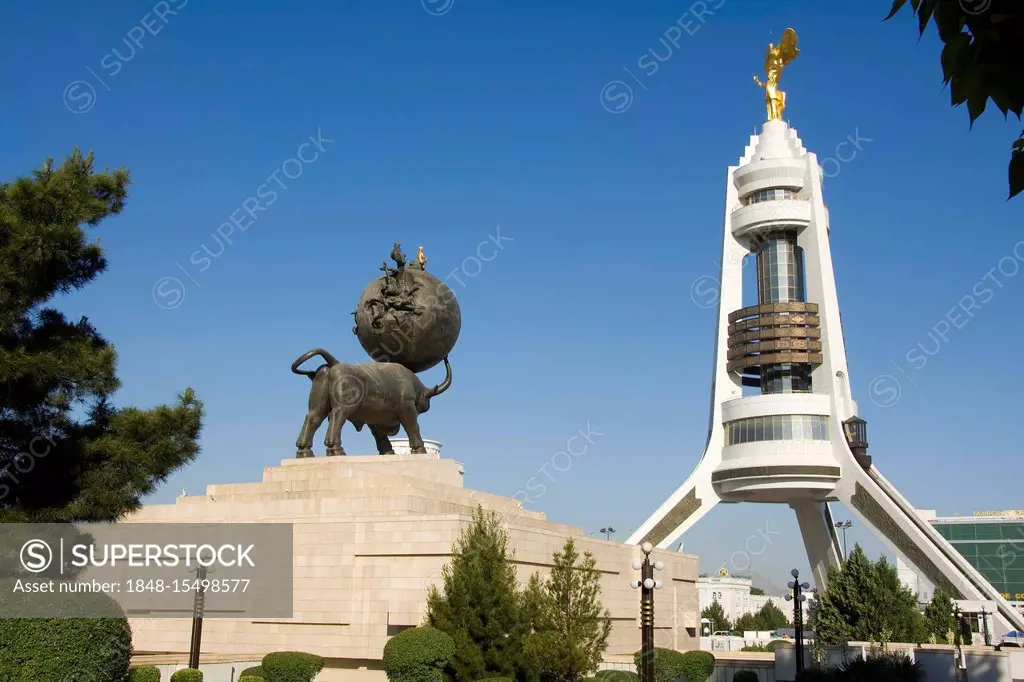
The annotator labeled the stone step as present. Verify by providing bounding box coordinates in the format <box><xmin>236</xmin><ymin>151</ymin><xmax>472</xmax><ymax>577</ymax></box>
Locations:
<box><xmin>265</xmin><ymin>455</ymin><xmax>464</xmax><ymax>487</ymax></box>
<box><xmin>204</xmin><ymin>478</ymin><xmax>521</xmax><ymax>514</ymax></box>
<box><xmin>157</xmin><ymin>493</ymin><xmax>545</xmax><ymax>526</ymax></box>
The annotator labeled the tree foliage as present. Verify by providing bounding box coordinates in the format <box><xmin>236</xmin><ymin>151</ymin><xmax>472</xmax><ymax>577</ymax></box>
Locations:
<box><xmin>425</xmin><ymin>510</ymin><xmax>613</xmax><ymax>682</ymax></box>
<box><xmin>734</xmin><ymin>601</ymin><xmax>789</xmax><ymax>632</ymax></box>
<box><xmin>758</xmin><ymin>601</ymin><xmax>790</xmax><ymax>630</ymax></box>
<box><xmin>923</xmin><ymin>585</ymin><xmax>956</xmax><ymax>643</ymax></box>
<box><xmin>523</xmin><ymin>539</ymin><xmax>612</xmax><ymax>682</ymax></box>
<box><xmin>425</xmin><ymin>506</ymin><xmax>525</xmax><ymax>681</ymax></box>
<box><xmin>701</xmin><ymin>600</ymin><xmax>731</xmax><ymax>633</ymax></box>
<box><xmin>885</xmin><ymin>0</ymin><xmax>1024</xmax><ymax>199</ymax></box>
<box><xmin>0</xmin><ymin>149</ymin><xmax>203</xmax><ymax>523</ymax></box>
<box><xmin>811</xmin><ymin>545</ymin><xmax>927</xmax><ymax>646</ymax></box>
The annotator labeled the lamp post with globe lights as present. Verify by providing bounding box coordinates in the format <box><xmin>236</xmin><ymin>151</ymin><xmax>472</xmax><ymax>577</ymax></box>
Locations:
<box><xmin>631</xmin><ymin>541</ymin><xmax>664</xmax><ymax>682</ymax></box>
<box><xmin>785</xmin><ymin>568</ymin><xmax>809</xmax><ymax>677</ymax></box>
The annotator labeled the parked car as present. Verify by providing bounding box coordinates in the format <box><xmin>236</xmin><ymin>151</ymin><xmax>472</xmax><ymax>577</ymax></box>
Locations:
<box><xmin>1001</xmin><ymin>630</ymin><xmax>1024</xmax><ymax>647</ymax></box>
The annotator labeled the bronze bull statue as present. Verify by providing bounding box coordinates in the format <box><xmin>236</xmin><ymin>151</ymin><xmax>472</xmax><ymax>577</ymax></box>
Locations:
<box><xmin>291</xmin><ymin>348</ymin><xmax>452</xmax><ymax>457</ymax></box>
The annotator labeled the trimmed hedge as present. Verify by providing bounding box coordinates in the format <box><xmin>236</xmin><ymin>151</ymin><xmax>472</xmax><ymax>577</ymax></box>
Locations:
<box><xmin>241</xmin><ymin>665</ymin><xmax>266</xmax><ymax>679</ymax></box>
<box><xmin>239</xmin><ymin>677</ymin><xmax>264</xmax><ymax>682</ymax></box>
<box><xmin>262</xmin><ymin>651</ymin><xmax>326</xmax><ymax>682</ymax></box>
<box><xmin>679</xmin><ymin>651</ymin><xmax>715</xmax><ymax>682</ymax></box>
<box><xmin>171</xmin><ymin>670</ymin><xmax>204</xmax><ymax>682</ymax></box>
<box><xmin>596</xmin><ymin>671</ymin><xmax>641</xmax><ymax>682</ymax></box>
<box><xmin>734</xmin><ymin>671</ymin><xmax>760</xmax><ymax>682</ymax></box>
<box><xmin>130</xmin><ymin>665</ymin><xmax>162</xmax><ymax>682</ymax></box>
<box><xmin>633</xmin><ymin>648</ymin><xmax>687</xmax><ymax>682</ymax></box>
<box><xmin>384</xmin><ymin>626</ymin><xmax>456</xmax><ymax>682</ymax></box>
<box><xmin>0</xmin><ymin>587</ymin><xmax>132</xmax><ymax>682</ymax></box>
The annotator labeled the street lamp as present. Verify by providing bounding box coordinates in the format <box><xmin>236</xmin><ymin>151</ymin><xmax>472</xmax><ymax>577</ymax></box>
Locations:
<box><xmin>187</xmin><ymin>564</ymin><xmax>212</xmax><ymax>669</ymax></box>
<box><xmin>631</xmin><ymin>541</ymin><xmax>664</xmax><ymax>682</ymax></box>
<box><xmin>601</xmin><ymin>527</ymin><xmax>616</xmax><ymax>541</ymax></box>
<box><xmin>785</xmin><ymin>568</ymin><xmax>809</xmax><ymax>677</ymax></box>
<box><xmin>834</xmin><ymin>520</ymin><xmax>852</xmax><ymax>559</ymax></box>
<box><xmin>953</xmin><ymin>603</ymin><xmax>969</xmax><ymax>679</ymax></box>
<box><xmin>980</xmin><ymin>605</ymin><xmax>990</xmax><ymax>647</ymax></box>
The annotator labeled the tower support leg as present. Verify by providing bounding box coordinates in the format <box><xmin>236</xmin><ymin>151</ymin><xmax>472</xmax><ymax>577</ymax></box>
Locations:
<box><xmin>835</xmin><ymin>463</ymin><xmax>1024</xmax><ymax>635</ymax></box>
<box><xmin>792</xmin><ymin>501</ymin><xmax>843</xmax><ymax>590</ymax></box>
<box><xmin>627</xmin><ymin>456</ymin><xmax>720</xmax><ymax>549</ymax></box>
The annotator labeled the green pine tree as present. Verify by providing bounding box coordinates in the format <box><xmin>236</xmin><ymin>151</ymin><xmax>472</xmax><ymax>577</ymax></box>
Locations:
<box><xmin>700</xmin><ymin>600</ymin><xmax>731</xmax><ymax>633</ymax></box>
<box><xmin>813</xmin><ymin>545</ymin><xmax>927</xmax><ymax>646</ymax></box>
<box><xmin>733</xmin><ymin>613</ymin><xmax>758</xmax><ymax>632</ymax></box>
<box><xmin>0</xmin><ymin>149</ymin><xmax>203</xmax><ymax>525</ymax></box>
<box><xmin>869</xmin><ymin>555</ymin><xmax>928</xmax><ymax>645</ymax></box>
<box><xmin>425</xmin><ymin>506</ymin><xmax>524</xmax><ymax>681</ymax></box>
<box><xmin>924</xmin><ymin>586</ymin><xmax>956</xmax><ymax>644</ymax></box>
<box><xmin>753</xmin><ymin>601</ymin><xmax>789</xmax><ymax>631</ymax></box>
<box><xmin>522</xmin><ymin>539</ymin><xmax>612</xmax><ymax>682</ymax></box>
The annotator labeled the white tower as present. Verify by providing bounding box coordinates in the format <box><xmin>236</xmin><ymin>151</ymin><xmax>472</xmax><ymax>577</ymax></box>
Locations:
<box><xmin>627</xmin><ymin>31</ymin><xmax>1024</xmax><ymax>636</ymax></box>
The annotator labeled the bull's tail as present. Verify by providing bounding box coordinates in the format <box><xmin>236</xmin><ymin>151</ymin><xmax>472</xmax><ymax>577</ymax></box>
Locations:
<box><xmin>426</xmin><ymin>356</ymin><xmax>452</xmax><ymax>398</ymax></box>
<box><xmin>291</xmin><ymin>348</ymin><xmax>340</xmax><ymax>380</ymax></box>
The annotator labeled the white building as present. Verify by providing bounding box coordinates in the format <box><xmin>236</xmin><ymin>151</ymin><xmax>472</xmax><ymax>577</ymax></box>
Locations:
<box><xmin>698</xmin><ymin>571</ymin><xmax>810</xmax><ymax>625</ymax></box>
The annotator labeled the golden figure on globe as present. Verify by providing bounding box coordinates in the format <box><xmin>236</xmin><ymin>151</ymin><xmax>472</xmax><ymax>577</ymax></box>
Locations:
<box><xmin>753</xmin><ymin>28</ymin><xmax>800</xmax><ymax>121</ymax></box>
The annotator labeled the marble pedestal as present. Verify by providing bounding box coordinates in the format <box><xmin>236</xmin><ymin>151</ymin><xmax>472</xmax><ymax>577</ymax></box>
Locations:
<box><xmin>126</xmin><ymin>454</ymin><xmax>699</xmax><ymax>682</ymax></box>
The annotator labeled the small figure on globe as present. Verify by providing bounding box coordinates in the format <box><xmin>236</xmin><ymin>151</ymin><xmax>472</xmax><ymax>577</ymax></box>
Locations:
<box><xmin>352</xmin><ymin>242</ymin><xmax>461</xmax><ymax>373</ymax></box>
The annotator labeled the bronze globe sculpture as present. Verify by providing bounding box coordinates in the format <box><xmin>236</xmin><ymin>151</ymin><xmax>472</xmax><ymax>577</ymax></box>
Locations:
<box><xmin>352</xmin><ymin>243</ymin><xmax>461</xmax><ymax>373</ymax></box>
<box><xmin>290</xmin><ymin>242</ymin><xmax>458</xmax><ymax>458</ymax></box>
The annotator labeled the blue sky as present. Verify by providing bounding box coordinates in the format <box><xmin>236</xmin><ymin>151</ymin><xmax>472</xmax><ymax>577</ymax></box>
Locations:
<box><xmin>4</xmin><ymin>0</ymin><xmax>1022</xmax><ymax>594</ymax></box>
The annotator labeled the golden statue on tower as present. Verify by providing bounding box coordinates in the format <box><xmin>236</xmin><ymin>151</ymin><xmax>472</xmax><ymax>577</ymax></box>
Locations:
<box><xmin>753</xmin><ymin>28</ymin><xmax>800</xmax><ymax>121</ymax></box>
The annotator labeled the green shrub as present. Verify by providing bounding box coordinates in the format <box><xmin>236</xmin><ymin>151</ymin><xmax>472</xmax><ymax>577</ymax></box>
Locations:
<box><xmin>130</xmin><ymin>665</ymin><xmax>162</xmax><ymax>682</ymax></box>
<box><xmin>0</xmin><ymin>587</ymin><xmax>132</xmax><ymax>682</ymax></box>
<box><xmin>633</xmin><ymin>647</ymin><xmax>687</xmax><ymax>682</ymax></box>
<box><xmin>261</xmin><ymin>651</ymin><xmax>326</xmax><ymax>682</ymax></box>
<box><xmin>679</xmin><ymin>650</ymin><xmax>715</xmax><ymax>682</ymax></box>
<box><xmin>741</xmin><ymin>644</ymin><xmax>769</xmax><ymax>652</ymax></box>
<box><xmin>838</xmin><ymin>652</ymin><xmax>922</xmax><ymax>682</ymax></box>
<box><xmin>796</xmin><ymin>668</ymin><xmax>839</xmax><ymax>682</ymax></box>
<box><xmin>384</xmin><ymin>626</ymin><xmax>456</xmax><ymax>682</ymax></box>
<box><xmin>241</xmin><ymin>665</ymin><xmax>266</xmax><ymax>679</ymax></box>
<box><xmin>765</xmin><ymin>640</ymin><xmax>789</xmax><ymax>652</ymax></box>
<box><xmin>476</xmin><ymin>678</ymin><xmax>514</xmax><ymax>682</ymax></box>
<box><xmin>734</xmin><ymin>671</ymin><xmax>760</xmax><ymax>682</ymax></box>
<box><xmin>171</xmin><ymin>670</ymin><xmax>204</xmax><ymax>682</ymax></box>
<box><xmin>596</xmin><ymin>670</ymin><xmax>640</xmax><ymax>682</ymax></box>
<box><xmin>239</xmin><ymin>677</ymin><xmax>264</xmax><ymax>682</ymax></box>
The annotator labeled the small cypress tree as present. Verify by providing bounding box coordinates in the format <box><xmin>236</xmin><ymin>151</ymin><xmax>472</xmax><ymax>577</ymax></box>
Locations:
<box><xmin>753</xmin><ymin>601</ymin><xmax>789</xmax><ymax>631</ymax></box>
<box><xmin>814</xmin><ymin>544</ymin><xmax>927</xmax><ymax>646</ymax></box>
<box><xmin>924</xmin><ymin>586</ymin><xmax>956</xmax><ymax>644</ymax></box>
<box><xmin>425</xmin><ymin>506</ymin><xmax>523</xmax><ymax>681</ymax></box>
<box><xmin>523</xmin><ymin>539</ymin><xmax>612</xmax><ymax>682</ymax></box>
<box><xmin>700</xmin><ymin>600</ymin><xmax>731</xmax><ymax>633</ymax></box>
<box><xmin>733</xmin><ymin>613</ymin><xmax>758</xmax><ymax>632</ymax></box>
